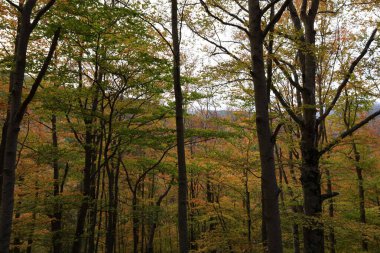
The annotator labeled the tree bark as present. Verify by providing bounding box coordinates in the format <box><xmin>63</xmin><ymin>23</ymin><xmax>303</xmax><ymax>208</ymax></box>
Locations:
<box><xmin>326</xmin><ymin>169</ymin><xmax>335</xmax><ymax>253</ymax></box>
<box><xmin>353</xmin><ymin>142</ymin><xmax>368</xmax><ymax>251</ymax></box>
<box><xmin>132</xmin><ymin>192</ymin><xmax>139</xmax><ymax>253</ymax></box>
<box><xmin>147</xmin><ymin>180</ymin><xmax>173</xmax><ymax>253</ymax></box>
<box><xmin>51</xmin><ymin>115</ymin><xmax>62</xmax><ymax>253</ymax></box>
<box><xmin>248</xmin><ymin>1</ymin><xmax>283</xmax><ymax>252</ymax></box>
<box><xmin>171</xmin><ymin>0</ymin><xmax>189</xmax><ymax>252</ymax></box>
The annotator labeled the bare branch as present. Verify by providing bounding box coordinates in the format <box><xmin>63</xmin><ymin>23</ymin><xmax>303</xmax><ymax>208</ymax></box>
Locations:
<box><xmin>263</xmin><ymin>0</ymin><xmax>291</xmax><ymax>37</ymax></box>
<box><xmin>17</xmin><ymin>28</ymin><xmax>61</xmax><ymax>123</ymax></box>
<box><xmin>199</xmin><ymin>0</ymin><xmax>250</xmax><ymax>36</ymax></box>
<box><xmin>261</xmin><ymin>0</ymin><xmax>282</xmax><ymax>15</ymax></box>
<box><xmin>318</xmin><ymin>28</ymin><xmax>377</xmax><ymax>124</ymax></box>
<box><xmin>272</xmin><ymin>56</ymin><xmax>304</xmax><ymax>92</ymax></box>
<box><xmin>321</xmin><ymin>192</ymin><xmax>339</xmax><ymax>201</ymax></box>
<box><xmin>271</xmin><ymin>123</ymin><xmax>284</xmax><ymax>144</ymax></box>
<box><xmin>212</xmin><ymin>1</ymin><xmax>247</xmax><ymax>26</ymax></box>
<box><xmin>134</xmin><ymin>143</ymin><xmax>178</xmax><ymax>189</ymax></box>
<box><xmin>271</xmin><ymin>85</ymin><xmax>304</xmax><ymax>126</ymax></box>
<box><xmin>232</xmin><ymin>0</ymin><xmax>248</xmax><ymax>13</ymax></box>
<box><xmin>187</xmin><ymin>23</ymin><xmax>243</xmax><ymax>63</ymax></box>
<box><xmin>140</xmin><ymin>16</ymin><xmax>174</xmax><ymax>54</ymax></box>
<box><xmin>30</xmin><ymin>0</ymin><xmax>57</xmax><ymax>31</ymax></box>
<box><xmin>5</xmin><ymin>0</ymin><xmax>22</xmax><ymax>12</ymax></box>
<box><xmin>319</xmin><ymin>109</ymin><xmax>380</xmax><ymax>156</ymax></box>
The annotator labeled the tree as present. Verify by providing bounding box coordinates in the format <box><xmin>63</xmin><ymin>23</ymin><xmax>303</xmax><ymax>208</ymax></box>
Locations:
<box><xmin>270</xmin><ymin>1</ymin><xmax>379</xmax><ymax>251</ymax></box>
<box><xmin>0</xmin><ymin>1</ymin><xmax>59</xmax><ymax>252</ymax></box>
<box><xmin>171</xmin><ymin>0</ymin><xmax>189</xmax><ymax>252</ymax></box>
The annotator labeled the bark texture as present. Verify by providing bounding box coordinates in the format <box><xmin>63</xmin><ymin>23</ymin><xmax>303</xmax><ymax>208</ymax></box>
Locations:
<box><xmin>171</xmin><ymin>0</ymin><xmax>189</xmax><ymax>252</ymax></box>
<box><xmin>248</xmin><ymin>0</ymin><xmax>283</xmax><ymax>252</ymax></box>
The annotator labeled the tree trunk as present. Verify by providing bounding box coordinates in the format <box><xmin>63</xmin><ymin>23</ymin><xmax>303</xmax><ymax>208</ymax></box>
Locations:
<box><xmin>105</xmin><ymin>157</ymin><xmax>120</xmax><ymax>253</ymax></box>
<box><xmin>0</xmin><ymin>4</ymin><xmax>34</xmax><ymax>252</ymax></box>
<box><xmin>51</xmin><ymin>115</ymin><xmax>62</xmax><ymax>253</ymax></box>
<box><xmin>147</xmin><ymin>180</ymin><xmax>173</xmax><ymax>253</ymax></box>
<box><xmin>325</xmin><ymin>169</ymin><xmax>335</xmax><ymax>253</ymax></box>
<box><xmin>248</xmin><ymin>0</ymin><xmax>283</xmax><ymax>252</ymax></box>
<box><xmin>132</xmin><ymin>193</ymin><xmax>139</xmax><ymax>253</ymax></box>
<box><xmin>71</xmin><ymin>130</ymin><xmax>94</xmax><ymax>253</ymax></box>
<box><xmin>300</xmin><ymin>4</ymin><xmax>324</xmax><ymax>252</ymax></box>
<box><xmin>171</xmin><ymin>0</ymin><xmax>189</xmax><ymax>252</ymax></box>
<box><xmin>244</xmin><ymin>168</ymin><xmax>252</xmax><ymax>247</ymax></box>
<box><xmin>353</xmin><ymin>143</ymin><xmax>368</xmax><ymax>251</ymax></box>
<box><xmin>0</xmin><ymin>117</ymin><xmax>8</xmax><ymax>207</ymax></box>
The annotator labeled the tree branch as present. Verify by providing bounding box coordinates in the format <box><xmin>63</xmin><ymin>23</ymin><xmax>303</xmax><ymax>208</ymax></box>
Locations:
<box><xmin>318</xmin><ymin>28</ymin><xmax>377</xmax><ymax>124</ymax></box>
<box><xmin>212</xmin><ymin>1</ymin><xmax>247</xmax><ymax>26</ymax></box>
<box><xmin>187</xmin><ymin>23</ymin><xmax>243</xmax><ymax>63</ymax></box>
<box><xmin>272</xmin><ymin>56</ymin><xmax>304</xmax><ymax>92</ymax></box>
<box><xmin>199</xmin><ymin>0</ymin><xmax>250</xmax><ymax>36</ymax></box>
<box><xmin>271</xmin><ymin>85</ymin><xmax>304</xmax><ymax>126</ymax></box>
<box><xmin>5</xmin><ymin>0</ymin><xmax>22</xmax><ymax>12</ymax></box>
<box><xmin>263</xmin><ymin>0</ymin><xmax>291</xmax><ymax>37</ymax></box>
<box><xmin>321</xmin><ymin>192</ymin><xmax>339</xmax><ymax>201</ymax></box>
<box><xmin>271</xmin><ymin>123</ymin><xmax>284</xmax><ymax>144</ymax></box>
<box><xmin>319</xmin><ymin>109</ymin><xmax>380</xmax><ymax>156</ymax></box>
<box><xmin>261</xmin><ymin>0</ymin><xmax>282</xmax><ymax>15</ymax></box>
<box><xmin>16</xmin><ymin>28</ymin><xmax>61</xmax><ymax>124</ymax></box>
<box><xmin>30</xmin><ymin>0</ymin><xmax>57</xmax><ymax>31</ymax></box>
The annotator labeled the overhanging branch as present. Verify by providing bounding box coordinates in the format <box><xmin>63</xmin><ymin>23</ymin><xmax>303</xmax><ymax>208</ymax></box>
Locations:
<box><xmin>318</xmin><ymin>28</ymin><xmax>377</xmax><ymax>125</ymax></box>
<box><xmin>319</xmin><ymin>108</ymin><xmax>380</xmax><ymax>156</ymax></box>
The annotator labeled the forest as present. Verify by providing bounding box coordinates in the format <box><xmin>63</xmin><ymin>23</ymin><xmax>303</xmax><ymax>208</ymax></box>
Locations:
<box><xmin>0</xmin><ymin>0</ymin><xmax>379</xmax><ymax>252</ymax></box>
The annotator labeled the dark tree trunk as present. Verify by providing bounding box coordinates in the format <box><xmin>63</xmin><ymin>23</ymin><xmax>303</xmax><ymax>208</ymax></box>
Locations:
<box><xmin>299</xmin><ymin>2</ymin><xmax>323</xmax><ymax>252</ymax></box>
<box><xmin>132</xmin><ymin>193</ymin><xmax>139</xmax><ymax>253</ymax></box>
<box><xmin>0</xmin><ymin>2</ymin><xmax>58</xmax><ymax>251</ymax></box>
<box><xmin>171</xmin><ymin>0</ymin><xmax>189</xmax><ymax>252</ymax></box>
<box><xmin>0</xmin><ymin>7</ymin><xmax>31</xmax><ymax>252</ymax></box>
<box><xmin>325</xmin><ymin>169</ymin><xmax>335</xmax><ymax>253</ymax></box>
<box><xmin>0</xmin><ymin>117</ymin><xmax>8</xmax><ymax>206</ymax></box>
<box><xmin>105</xmin><ymin>157</ymin><xmax>120</xmax><ymax>253</ymax></box>
<box><xmin>248</xmin><ymin>0</ymin><xmax>283</xmax><ymax>252</ymax></box>
<box><xmin>353</xmin><ymin>143</ymin><xmax>368</xmax><ymax>251</ymax></box>
<box><xmin>72</xmin><ymin>128</ymin><xmax>94</xmax><ymax>253</ymax></box>
<box><xmin>244</xmin><ymin>168</ymin><xmax>252</xmax><ymax>246</ymax></box>
<box><xmin>141</xmin><ymin>181</ymin><xmax>145</xmax><ymax>253</ymax></box>
<box><xmin>105</xmin><ymin>168</ymin><xmax>115</xmax><ymax>253</ymax></box>
<box><xmin>51</xmin><ymin>115</ymin><xmax>62</xmax><ymax>253</ymax></box>
<box><xmin>87</xmin><ymin>139</ymin><xmax>102</xmax><ymax>253</ymax></box>
<box><xmin>147</xmin><ymin>180</ymin><xmax>173</xmax><ymax>253</ymax></box>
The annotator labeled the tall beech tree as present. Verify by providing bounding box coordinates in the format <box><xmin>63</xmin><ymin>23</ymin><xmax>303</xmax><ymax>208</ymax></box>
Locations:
<box><xmin>0</xmin><ymin>0</ymin><xmax>380</xmax><ymax>252</ymax></box>
<box><xmin>0</xmin><ymin>1</ymin><xmax>59</xmax><ymax>252</ymax></box>
<box><xmin>247</xmin><ymin>0</ymin><xmax>290</xmax><ymax>251</ymax></box>
<box><xmin>171</xmin><ymin>0</ymin><xmax>189</xmax><ymax>251</ymax></box>
<box><xmin>193</xmin><ymin>0</ymin><xmax>290</xmax><ymax>251</ymax></box>
<box><xmin>270</xmin><ymin>1</ymin><xmax>380</xmax><ymax>251</ymax></box>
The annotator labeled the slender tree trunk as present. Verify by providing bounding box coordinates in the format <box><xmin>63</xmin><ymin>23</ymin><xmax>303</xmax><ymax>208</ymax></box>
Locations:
<box><xmin>132</xmin><ymin>193</ymin><xmax>139</xmax><ymax>253</ymax></box>
<box><xmin>325</xmin><ymin>169</ymin><xmax>335</xmax><ymax>253</ymax></box>
<box><xmin>105</xmin><ymin>157</ymin><xmax>120</xmax><ymax>253</ymax></box>
<box><xmin>72</xmin><ymin>129</ymin><xmax>94</xmax><ymax>253</ymax></box>
<box><xmin>95</xmin><ymin>169</ymin><xmax>106</xmax><ymax>253</ymax></box>
<box><xmin>147</xmin><ymin>181</ymin><xmax>173</xmax><ymax>253</ymax></box>
<box><xmin>141</xmin><ymin>181</ymin><xmax>145</xmax><ymax>253</ymax></box>
<box><xmin>248</xmin><ymin>0</ymin><xmax>283</xmax><ymax>252</ymax></box>
<box><xmin>51</xmin><ymin>115</ymin><xmax>62</xmax><ymax>253</ymax></box>
<box><xmin>244</xmin><ymin>168</ymin><xmax>252</xmax><ymax>247</ymax></box>
<box><xmin>0</xmin><ymin>2</ymin><xmax>58</xmax><ymax>251</ymax></box>
<box><xmin>0</xmin><ymin>4</ymin><xmax>33</xmax><ymax>252</ymax></box>
<box><xmin>0</xmin><ymin>117</ymin><xmax>8</xmax><ymax>206</ymax></box>
<box><xmin>106</xmin><ymin>168</ymin><xmax>115</xmax><ymax>253</ymax></box>
<box><xmin>353</xmin><ymin>142</ymin><xmax>368</xmax><ymax>251</ymax></box>
<box><xmin>171</xmin><ymin>0</ymin><xmax>188</xmax><ymax>252</ymax></box>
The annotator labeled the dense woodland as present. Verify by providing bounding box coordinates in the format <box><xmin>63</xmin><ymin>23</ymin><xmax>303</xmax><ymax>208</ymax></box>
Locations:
<box><xmin>0</xmin><ymin>0</ymin><xmax>380</xmax><ymax>252</ymax></box>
